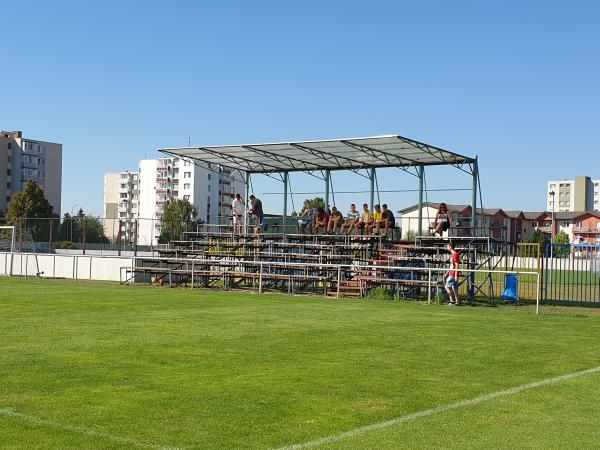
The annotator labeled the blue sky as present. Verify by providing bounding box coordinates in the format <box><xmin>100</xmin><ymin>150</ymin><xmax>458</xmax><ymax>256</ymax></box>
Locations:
<box><xmin>2</xmin><ymin>0</ymin><xmax>599</xmax><ymax>216</ymax></box>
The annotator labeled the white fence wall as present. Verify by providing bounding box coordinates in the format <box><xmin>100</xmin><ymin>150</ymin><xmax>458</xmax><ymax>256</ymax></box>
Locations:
<box><xmin>0</xmin><ymin>252</ymin><xmax>134</xmax><ymax>282</ymax></box>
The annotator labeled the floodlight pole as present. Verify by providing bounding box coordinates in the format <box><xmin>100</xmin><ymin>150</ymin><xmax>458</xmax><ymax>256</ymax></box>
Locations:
<box><xmin>324</xmin><ymin>170</ymin><xmax>330</xmax><ymax>211</ymax></box>
<box><xmin>282</xmin><ymin>171</ymin><xmax>288</xmax><ymax>233</ymax></box>
<box><xmin>417</xmin><ymin>165</ymin><xmax>424</xmax><ymax>236</ymax></box>
<box><xmin>369</xmin><ymin>167</ymin><xmax>376</xmax><ymax>210</ymax></box>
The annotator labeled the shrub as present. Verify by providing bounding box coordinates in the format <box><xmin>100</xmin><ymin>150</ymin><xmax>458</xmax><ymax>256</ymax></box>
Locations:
<box><xmin>367</xmin><ymin>287</ymin><xmax>395</xmax><ymax>301</ymax></box>
<box><xmin>58</xmin><ymin>240</ymin><xmax>77</xmax><ymax>249</ymax></box>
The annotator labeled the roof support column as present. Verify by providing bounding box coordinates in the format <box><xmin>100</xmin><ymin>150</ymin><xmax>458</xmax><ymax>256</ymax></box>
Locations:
<box><xmin>471</xmin><ymin>156</ymin><xmax>478</xmax><ymax>234</ymax></box>
<box><xmin>417</xmin><ymin>165</ymin><xmax>424</xmax><ymax>236</ymax></box>
<box><xmin>282</xmin><ymin>172</ymin><xmax>288</xmax><ymax>233</ymax></box>
<box><xmin>369</xmin><ymin>167</ymin><xmax>376</xmax><ymax>210</ymax></box>
<box><xmin>469</xmin><ymin>156</ymin><xmax>479</xmax><ymax>301</ymax></box>
<box><xmin>324</xmin><ymin>170</ymin><xmax>331</xmax><ymax>212</ymax></box>
<box><xmin>244</xmin><ymin>172</ymin><xmax>251</xmax><ymax>235</ymax></box>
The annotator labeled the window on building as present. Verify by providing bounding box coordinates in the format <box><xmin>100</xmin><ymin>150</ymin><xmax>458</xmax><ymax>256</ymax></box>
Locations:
<box><xmin>184</xmin><ymin>161</ymin><xmax>191</xmax><ymax>166</ymax></box>
<box><xmin>6</xmin><ymin>169</ymin><xmax>10</xmax><ymax>176</ymax></box>
<box><xmin>183</xmin><ymin>195</ymin><xmax>190</xmax><ymax>201</ymax></box>
<box><xmin>7</xmin><ymin>143</ymin><xmax>11</xmax><ymax>149</ymax></box>
<box><xmin>184</xmin><ymin>183</ymin><xmax>190</xmax><ymax>189</ymax></box>
<box><xmin>208</xmin><ymin>185</ymin><xmax>211</xmax><ymax>191</ymax></box>
<box><xmin>121</xmin><ymin>184</ymin><xmax>126</xmax><ymax>189</ymax></box>
<box><xmin>6</xmin><ymin>182</ymin><xmax>10</xmax><ymax>189</ymax></box>
<box><xmin>184</xmin><ymin>172</ymin><xmax>191</xmax><ymax>178</ymax></box>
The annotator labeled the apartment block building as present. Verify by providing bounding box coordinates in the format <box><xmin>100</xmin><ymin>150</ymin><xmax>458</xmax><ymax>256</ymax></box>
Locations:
<box><xmin>103</xmin><ymin>171</ymin><xmax>140</xmax><ymax>243</ymax></box>
<box><xmin>547</xmin><ymin>176</ymin><xmax>600</xmax><ymax>212</ymax></box>
<box><xmin>539</xmin><ymin>211</ymin><xmax>600</xmax><ymax>244</ymax></box>
<box><xmin>105</xmin><ymin>157</ymin><xmax>245</xmax><ymax>246</ymax></box>
<box><xmin>0</xmin><ymin>130</ymin><xmax>63</xmax><ymax>214</ymax></box>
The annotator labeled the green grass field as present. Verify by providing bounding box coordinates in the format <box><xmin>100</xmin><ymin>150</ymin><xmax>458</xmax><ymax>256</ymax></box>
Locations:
<box><xmin>1</xmin><ymin>277</ymin><xmax>600</xmax><ymax>449</ymax></box>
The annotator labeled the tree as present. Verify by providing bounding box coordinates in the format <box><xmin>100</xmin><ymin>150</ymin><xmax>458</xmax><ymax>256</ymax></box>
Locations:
<box><xmin>6</xmin><ymin>180</ymin><xmax>57</xmax><ymax>241</ymax></box>
<box><xmin>85</xmin><ymin>216</ymin><xmax>110</xmax><ymax>244</ymax></box>
<box><xmin>301</xmin><ymin>197</ymin><xmax>325</xmax><ymax>214</ymax></box>
<box><xmin>159</xmin><ymin>199</ymin><xmax>197</xmax><ymax>243</ymax></box>
<box><xmin>523</xmin><ymin>229</ymin><xmax>547</xmax><ymax>248</ymax></box>
<box><xmin>58</xmin><ymin>209</ymin><xmax>109</xmax><ymax>244</ymax></box>
<box><xmin>552</xmin><ymin>231</ymin><xmax>571</xmax><ymax>258</ymax></box>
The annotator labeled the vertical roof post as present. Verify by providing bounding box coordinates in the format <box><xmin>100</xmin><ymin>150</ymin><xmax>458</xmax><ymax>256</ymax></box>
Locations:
<box><xmin>324</xmin><ymin>170</ymin><xmax>331</xmax><ymax>212</ymax></box>
<box><xmin>418</xmin><ymin>165</ymin><xmax>424</xmax><ymax>236</ymax></box>
<box><xmin>369</xmin><ymin>167</ymin><xmax>376</xmax><ymax>211</ymax></box>
<box><xmin>282</xmin><ymin>172</ymin><xmax>288</xmax><ymax>234</ymax></box>
<box><xmin>469</xmin><ymin>156</ymin><xmax>479</xmax><ymax>301</ymax></box>
<box><xmin>244</xmin><ymin>172</ymin><xmax>251</xmax><ymax>234</ymax></box>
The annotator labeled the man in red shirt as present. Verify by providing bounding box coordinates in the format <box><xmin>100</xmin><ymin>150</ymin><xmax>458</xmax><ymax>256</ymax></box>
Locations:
<box><xmin>444</xmin><ymin>242</ymin><xmax>460</xmax><ymax>305</ymax></box>
<box><xmin>312</xmin><ymin>207</ymin><xmax>330</xmax><ymax>234</ymax></box>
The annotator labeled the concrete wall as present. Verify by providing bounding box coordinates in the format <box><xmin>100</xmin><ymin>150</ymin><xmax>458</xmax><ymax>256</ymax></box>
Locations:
<box><xmin>0</xmin><ymin>252</ymin><xmax>134</xmax><ymax>282</ymax></box>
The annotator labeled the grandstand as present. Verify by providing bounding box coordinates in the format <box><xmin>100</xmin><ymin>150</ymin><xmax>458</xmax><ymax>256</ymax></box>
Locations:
<box><xmin>115</xmin><ymin>135</ymin><xmax>523</xmax><ymax>303</ymax></box>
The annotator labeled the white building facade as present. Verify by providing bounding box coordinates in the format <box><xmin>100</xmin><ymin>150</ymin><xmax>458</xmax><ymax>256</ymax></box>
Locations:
<box><xmin>106</xmin><ymin>157</ymin><xmax>245</xmax><ymax>246</ymax></box>
<box><xmin>103</xmin><ymin>172</ymin><xmax>139</xmax><ymax>243</ymax></box>
<box><xmin>0</xmin><ymin>130</ymin><xmax>63</xmax><ymax>214</ymax></box>
<box><xmin>547</xmin><ymin>176</ymin><xmax>600</xmax><ymax>213</ymax></box>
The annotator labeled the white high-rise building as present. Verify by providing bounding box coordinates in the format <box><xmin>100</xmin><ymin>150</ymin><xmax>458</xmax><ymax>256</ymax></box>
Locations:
<box><xmin>103</xmin><ymin>171</ymin><xmax>139</xmax><ymax>243</ymax></box>
<box><xmin>547</xmin><ymin>176</ymin><xmax>600</xmax><ymax>213</ymax></box>
<box><xmin>105</xmin><ymin>157</ymin><xmax>245</xmax><ymax>246</ymax></box>
<box><xmin>0</xmin><ymin>130</ymin><xmax>63</xmax><ymax>214</ymax></box>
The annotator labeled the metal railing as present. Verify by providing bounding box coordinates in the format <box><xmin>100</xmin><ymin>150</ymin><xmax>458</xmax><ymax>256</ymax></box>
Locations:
<box><xmin>544</xmin><ymin>244</ymin><xmax>600</xmax><ymax>304</ymax></box>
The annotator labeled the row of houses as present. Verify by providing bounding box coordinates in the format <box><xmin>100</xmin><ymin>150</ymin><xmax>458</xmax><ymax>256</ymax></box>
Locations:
<box><xmin>398</xmin><ymin>203</ymin><xmax>600</xmax><ymax>244</ymax></box>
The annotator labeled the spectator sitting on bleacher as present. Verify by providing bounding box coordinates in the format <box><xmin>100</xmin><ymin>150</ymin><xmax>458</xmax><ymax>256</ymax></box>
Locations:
<box><xmin>297</xmin><ymin>202</ymin><xmax>315</xmax><ymax>233</ymax></box>
<box><xmin>312</xmin><ymin>207</ymin><xmax>330</xmax><ymax>234</ymax></box>
<box><xmin>367</xmin><ymin>204</ymin><xmax>382</xmax><ymax>234</ymax></box>
<box><xmin>327</xmin><ymin>206</ymin><xmax>343</xmax><ymax>233</ymax></box>
<box><xmin>341</xmin><ymin>203</ymin><xmax>361</xmax><ymax>235</ymax></box>
<box><xmin>358</xmin><ymin>203</ymin><xmax>373</xmax><ymax>235</ymax></box>
<box><xmin>431</xmin><ymin>203</ymin><xmax>450</xmax><ymax>237</ymax></box>
<box><xmin>374</xmin><ymin>204</ymin><xmax>395</xmax><ymax>235</ymax></box>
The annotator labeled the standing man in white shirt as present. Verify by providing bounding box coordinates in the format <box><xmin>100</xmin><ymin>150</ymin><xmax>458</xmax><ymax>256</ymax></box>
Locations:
<box><xmin>232</xmin><ymin>193</ymin><xmax>245</xmax><ymax>235</ymax></box>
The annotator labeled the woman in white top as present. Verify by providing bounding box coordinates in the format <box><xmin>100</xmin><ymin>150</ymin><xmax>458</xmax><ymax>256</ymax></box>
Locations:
<box><xmin>432</xmin><ymin>203</ymin><xmax>450</xmax><ymax>237</ymax></box>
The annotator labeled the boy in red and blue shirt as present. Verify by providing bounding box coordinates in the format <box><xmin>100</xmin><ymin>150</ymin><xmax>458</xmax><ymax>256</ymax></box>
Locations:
<box><xmin>444</xmin><ymin>242</ymin><xmax>460</xmax><ymax>305</ymax></box>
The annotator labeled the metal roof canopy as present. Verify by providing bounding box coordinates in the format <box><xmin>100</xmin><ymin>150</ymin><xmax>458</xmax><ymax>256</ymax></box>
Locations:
<box><xmin>159</xmin><ymin>134</ymin><xmax>476</xmax><ymax>176</ymax></box>
<box><xmin>159</xmin><ymin>134</ymin><xmax>480</xmax><ymax>261</ymax></box>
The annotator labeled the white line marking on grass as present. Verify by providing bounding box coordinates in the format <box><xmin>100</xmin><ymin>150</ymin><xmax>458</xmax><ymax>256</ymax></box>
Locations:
<box><xmin>0</xmin><ymin>407</ymin><xmax>183</xmax><ymax>450</ymax></box>
<box><xmin>276</xmin><ymin>365</ymin><xmax>600</xmax><ymax>450</ymax></box>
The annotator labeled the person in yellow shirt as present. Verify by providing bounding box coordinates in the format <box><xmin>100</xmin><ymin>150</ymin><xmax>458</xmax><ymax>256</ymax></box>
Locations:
<box><xmin>358</xmin><ymin>203</ymin><xmax>373</xmax><ymax>235</ymax></box>
<box><xmin>367</xmin><ymin>204</ymin><xmax>382</xmax><ymax>234</ymax></box>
